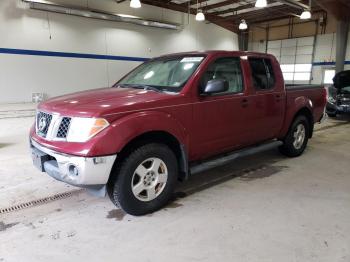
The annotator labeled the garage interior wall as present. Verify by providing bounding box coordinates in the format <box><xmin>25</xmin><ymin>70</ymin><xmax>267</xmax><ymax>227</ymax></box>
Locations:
<box><xmin>248</xmin><ymin>14</ymin><xmax>350</xmax><ymax>85</ymax></box>
<box><xmin>0</xmin><ymin>0</ymin><xmax>238</xmax><ymax>104</ymax></box>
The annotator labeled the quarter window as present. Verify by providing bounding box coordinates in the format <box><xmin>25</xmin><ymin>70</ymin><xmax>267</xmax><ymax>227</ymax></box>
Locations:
<box><xmin>200</xmin><ymin>57</ymin><xmax>243</xmax><ymax>94</ymax></box>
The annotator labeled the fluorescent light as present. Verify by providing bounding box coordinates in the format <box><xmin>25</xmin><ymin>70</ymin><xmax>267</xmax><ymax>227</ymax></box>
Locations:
<box><xmin>239</xmin><ymin>20</ymin><xmax>248</xmax><ymax>30</ymax></box>
<box><xmin>300</xmin><ymin>10</ymin><xmax>311</xmax><ymax>19</ymax></box>
<box><xmin>255</xmin><ymin>0</ymin><xmax>267</xmax><ymax>8</ymax></box>
<box><xmin>23</xmin><ymin>0</ymin><xmax>180</xmax><ymax>30</ymax></box>
<box><xmin>195</xmin><ymin>10</ymin><xmax>205</xmax><ymax>21</ymax></box>
<box><xmin>117</xmin><ymin>14</ymin><xmax>140</xmax><ymax>19</ymax></box>
<box><xmin>130</xmin><ymin>0</ymin><xmax>141</xmax><ymax>8</ymax></box>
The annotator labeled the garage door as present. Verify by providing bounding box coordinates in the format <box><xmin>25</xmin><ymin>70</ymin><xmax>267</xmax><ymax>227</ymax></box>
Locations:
<box><xmin>267</xmin><ymin>37</ymin><xmax>314</xmax><ymax>85</ymax></box>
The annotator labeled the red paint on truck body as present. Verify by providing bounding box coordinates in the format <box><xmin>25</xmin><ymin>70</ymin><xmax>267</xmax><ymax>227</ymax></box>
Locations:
<box><xmin>30</xmin><ymin>51</ymin><xmax>326</xmax><ymax>162</ymax></box>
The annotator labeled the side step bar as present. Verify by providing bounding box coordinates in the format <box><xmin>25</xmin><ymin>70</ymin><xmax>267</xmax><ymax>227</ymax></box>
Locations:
<box><xmin>190</xmin><ymin>140</ymin><xmax>283</xmax><ymax>175</ymax></box>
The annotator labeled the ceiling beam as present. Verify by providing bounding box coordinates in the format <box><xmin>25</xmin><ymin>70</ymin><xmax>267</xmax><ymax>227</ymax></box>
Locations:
<box><xmin>209</xmin><ymin>2</ymin><xmax>257</xmax><ymax>16</ymax></box>
<box><xmin>248</xmin><ymin>8</ymin><xmax>324</xmax><ymax>24</ymax></box>
<box><xmin>277</xmin><ymin>0</ymin><xmax>309</xmax><ymax>9</ymax></box>
<box><xmin>180</xmin><ymin>0</ymin><xmax>207</xmax><ymax>7</ymax></box>
<box><xmin>314</xmin><ymin>0</ymin><xmax>350</xmax><ymax>21</ymax></box>
<box><xmin>140</xmin><ymin>0</ymin><xmax>237</xmax><ymax>32</ymax></box>
<box><xmin>215</xmin><ymin>5</ymin><xmax>298</xmax><ymax>22</ymax></box>
<box><xmin>202</xmin><ymin>0</ymin><xmax>241</xmax><ymax>11</ymax></box>
<box><xmin>135</xmin><ymin>0</ymin><xmax>327</xmax><ymax>32</ymax></box>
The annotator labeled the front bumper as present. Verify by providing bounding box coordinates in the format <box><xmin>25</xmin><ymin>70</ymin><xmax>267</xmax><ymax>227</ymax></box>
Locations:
<box><xmin>30</xmin><ymin>138</ymin><xmax>117</xmax><ymax>193</ymax></box>
<box><xmin>326</xmin><ymin>102</ymin><xmax>350</xmax><ymax>114</ymax></box>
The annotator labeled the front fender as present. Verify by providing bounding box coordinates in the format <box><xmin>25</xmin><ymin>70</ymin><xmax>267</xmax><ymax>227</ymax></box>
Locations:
<box><xmin>88</xmin><ymin>111</ymin><xmax>188</xmax><ymax>156</ymax></box>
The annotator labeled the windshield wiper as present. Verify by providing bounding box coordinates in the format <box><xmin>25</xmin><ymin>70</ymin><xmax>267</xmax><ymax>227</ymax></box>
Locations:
<box><xmin>142</xmin><ymin>85</ymin><xmax>162</xmax><ymax>93</ymax></box>
<box><xmin>119</xmin><ymin>84</ymin><xmax>161</xmax><ymax>93</ymax></box>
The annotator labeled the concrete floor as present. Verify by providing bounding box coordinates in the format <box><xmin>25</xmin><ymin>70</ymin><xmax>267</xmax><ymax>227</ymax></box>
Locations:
<box><xmin>0</xmin><ymin>104</ymin><xmax>350</xmax><ymax>262</ymax></box>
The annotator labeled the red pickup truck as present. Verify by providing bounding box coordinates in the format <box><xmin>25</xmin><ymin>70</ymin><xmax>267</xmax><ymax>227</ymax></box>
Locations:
<box><xmin>30</xmin><ymin>51</ymin><xmax>327</xmax><ymax>215</ymax></box>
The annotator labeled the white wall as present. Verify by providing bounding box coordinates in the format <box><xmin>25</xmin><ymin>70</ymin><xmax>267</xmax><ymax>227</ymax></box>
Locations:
<box><xmin>0</xmin><ymin>0</ymin><xmax>238</xmax><ymax>103</ymax></box>
<box><xmin>248</xmin><ymin>32</ymin><xmax>350</xmax><ymax>85</ymax></box>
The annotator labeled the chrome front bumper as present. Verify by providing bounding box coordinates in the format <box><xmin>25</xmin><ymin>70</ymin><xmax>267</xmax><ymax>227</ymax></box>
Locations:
<box><xmin>30</xmin><ymin>139</ymin><xmax>117</xmax><ymax>191</ymax></box>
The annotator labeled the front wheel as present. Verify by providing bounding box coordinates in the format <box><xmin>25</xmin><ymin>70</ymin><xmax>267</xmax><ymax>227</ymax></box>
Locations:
<box><xmin>279</xmin><ymin>115</ymin><xmax>310</xmax><ymax>157</ymax></box>
<box><xmin>327</xmin><ymin>112</ymin><xmax>337</xmax><ymax>118</ymax></box>
<box><xmin>107</xmin><ymin>143</ymin><xmax>178</xmax><ymax>216</ymax></box>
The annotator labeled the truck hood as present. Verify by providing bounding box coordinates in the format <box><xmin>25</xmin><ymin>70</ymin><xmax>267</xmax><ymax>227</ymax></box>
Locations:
<box><xmin>333</xmin><ymin>70</ymin><xmax>350</xmax><ymax>89</ymax></box>
<box><xmin>38</xmin><ymin>87</ymin><xmax>177</xmax><ymax>119</ymax></box>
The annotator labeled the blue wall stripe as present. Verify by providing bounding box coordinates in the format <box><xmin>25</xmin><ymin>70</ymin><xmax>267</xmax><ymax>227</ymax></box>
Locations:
<box><xmin>313</xmin><ymin>61</ymin><xmax>350</xmax><ymax>66</ymax></box>
<box><xmin>313</xmin><ymin>61</ymin><xmax>335</xmax><ymax>66</ymax></box>
<box><xmin>0</xmin><ymin>48</ymin><xmax>149</xmax><ymax>62</ymax></box>
<box><xmin>1</xmin><ymin>47</ymin><xmax>349</xmax><ymax>66</ymax></box>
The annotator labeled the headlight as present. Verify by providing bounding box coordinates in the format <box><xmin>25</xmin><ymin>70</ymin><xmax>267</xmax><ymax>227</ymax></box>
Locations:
<box><xmin>328</xmin><ymin>96</ymin><xmax>336</xmax><ymax>104</ymax></box>
<box><xmin>66</xmin><ymin>117</ymin><xmax>109</xmax><ymax>142</ymax></box>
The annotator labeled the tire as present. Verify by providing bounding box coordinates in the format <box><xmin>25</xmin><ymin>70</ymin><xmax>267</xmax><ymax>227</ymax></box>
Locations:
<box><xmin>327</xmin><ymin>112</ymin><xmax>337</xmax><ymax>118</ymax></box>
<box><xmin>279</xmin><ymin>115</ymin><xmax>310</xmax><ymax>157</ymax></box>
<box><xmin>107</xmin><ymin>143</ymin><xmax>178</xmax><ymax>216</ymax></box>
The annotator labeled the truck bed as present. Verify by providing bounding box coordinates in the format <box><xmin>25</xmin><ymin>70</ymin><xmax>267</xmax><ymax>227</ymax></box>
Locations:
<box><xmin>285</xmin><ymin>84</ymin><xmax>324</xmax><ymax>91</ymax></box>
<box><xmin>285</xmin><ymin>84</ymin><xmax>326</xmax><ymax>123</ymax></box>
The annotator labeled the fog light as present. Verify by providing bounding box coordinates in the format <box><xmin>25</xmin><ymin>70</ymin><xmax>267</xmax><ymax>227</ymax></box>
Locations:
<box><xmin>68</xmin><ymin>164</ymin><xmax>79</xmax><ymax>177</ymax></box>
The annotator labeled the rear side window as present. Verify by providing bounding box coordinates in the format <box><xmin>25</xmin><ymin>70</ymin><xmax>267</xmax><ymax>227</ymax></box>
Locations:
<box><xmin>200</xmin><ymin>57</ymin><xmax>243</xmax><ymax>94</ymax></box>
<box><xmin>248</xmin><ymin>58</ymin><xmax>275</xmax><ymax>90</ymax></box>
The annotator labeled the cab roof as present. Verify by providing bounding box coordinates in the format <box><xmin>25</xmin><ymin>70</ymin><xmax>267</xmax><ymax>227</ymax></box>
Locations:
<box><xmin>156</xmin><ymin>50</ymin><xmax>275</xmax><ymax>59</ymax></box>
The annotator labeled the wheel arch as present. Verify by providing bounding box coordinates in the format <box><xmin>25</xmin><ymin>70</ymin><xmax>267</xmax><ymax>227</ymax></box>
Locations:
<box><xmin>293</xmin><ymin>107</ymin><xmax>314</xmax><ymax>138</ymax></box>
<box><xmin>283</xmin><ymin>107</ymin><xmax>314</xmax><ymax>139</ymax></box>
<box><xmin>110</xmin><ymin>130</ymin><xmax>189</xmax><ymax>183</ymax></box>
<box><xmin>279</xmin><ymin>95</ymin><xmax>315</xmax><ymax>140</ymax></box>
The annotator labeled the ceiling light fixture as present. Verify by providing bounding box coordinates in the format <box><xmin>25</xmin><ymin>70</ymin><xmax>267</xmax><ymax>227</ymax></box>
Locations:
<box><xmin>196</xmin><ymin>10</ymin><xmax>205</xmax><ymax>21</ymax></box>
<box><xmin>117</xmin><ymin>14</ymin><xmax>140</xmax><ymax>18</ymax></box>
<box><xmin>300</xmin><ymin>10</ymin><xmax>311</xmax><ymax>19</ymax></box>
<box><xmin>255</xmin><ymin>0</ymin><xmax>267</xmax><ymax>8</ymax></box>
<box><xmin>300</xmin><ymin>0</ymin><xmax>312</xmax><ymax>20</ymax></box>
<box><xmin>130</xmin><ymin>0</ymin><xmax>141</xmax><ymax>9</ymax></box>
<box><xmin>239</xmin><ymin>19</ymin><xmax>248</xmax><ymax>30</ymax></box>
<box><xmin>195</xmin><ymin>0</ymin><xmax>205</xmax><ymax>21</ymax></box>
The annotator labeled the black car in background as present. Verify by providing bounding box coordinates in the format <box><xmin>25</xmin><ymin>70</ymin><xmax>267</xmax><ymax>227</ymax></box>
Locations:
<box><xmin>326</xmin><ymin>70</ymin><xmax>350</xmax><ymax>117</ymax></box>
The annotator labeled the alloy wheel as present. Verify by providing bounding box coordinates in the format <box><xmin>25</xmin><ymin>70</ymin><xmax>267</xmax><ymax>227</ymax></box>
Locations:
<box><xmin>131</xmin><ymin>157</ymin><xmax>168</xmax><ymax>202</ymax></box>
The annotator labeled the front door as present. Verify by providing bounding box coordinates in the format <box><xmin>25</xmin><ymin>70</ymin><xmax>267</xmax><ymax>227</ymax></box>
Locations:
<box><xmin>191</xmin><ymin>56</ymin><xmax>253</xmax><ymax>160</ymax></box>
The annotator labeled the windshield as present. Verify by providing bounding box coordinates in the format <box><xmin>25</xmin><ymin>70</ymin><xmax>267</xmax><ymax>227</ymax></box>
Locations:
<box><xmin>117</xmin><ymin>56</ymin><xmax>205</xmax><ymax>93</ymax></box>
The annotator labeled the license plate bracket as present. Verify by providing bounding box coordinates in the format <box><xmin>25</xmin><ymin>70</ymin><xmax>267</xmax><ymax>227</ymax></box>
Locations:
<box><xmin>31</xmin><ymin>147</ymin><xmax>51</xmax><ymax>172</ymax></box>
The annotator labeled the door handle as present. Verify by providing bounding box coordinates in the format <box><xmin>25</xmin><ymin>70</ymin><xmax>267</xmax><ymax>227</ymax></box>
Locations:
<box><xmin>241</xmin><ymin>98</ymin><xmax>249</xmax><ymax>107</ymax></box>
<box><xmin>275</xmin><ymin>94</ymin><xmax>282</xmax><ymax>102</ymax></box>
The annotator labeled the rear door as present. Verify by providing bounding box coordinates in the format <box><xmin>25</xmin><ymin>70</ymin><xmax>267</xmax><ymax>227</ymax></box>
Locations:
<box><xmin>247</xmin><ymin>57</ymin><xmax>285</xmax><ymax>143</ymax></box>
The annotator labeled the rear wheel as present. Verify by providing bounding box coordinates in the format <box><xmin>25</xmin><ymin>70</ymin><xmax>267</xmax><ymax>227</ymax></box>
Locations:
<box><xmin>279</xmin><ymin>115</ymin><xmax>310</xmax><ymax>157</ymax></box>
<box><xmin>107</xmin><ymin>143</ymin><xmax>178</xmax><ymax>216</ymax></box>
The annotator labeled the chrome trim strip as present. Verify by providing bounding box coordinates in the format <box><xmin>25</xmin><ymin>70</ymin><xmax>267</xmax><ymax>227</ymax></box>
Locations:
<box><xmin>31</xmin><ymin>138</ymin><xmax>70</xmax><ymax>157</ymax></box>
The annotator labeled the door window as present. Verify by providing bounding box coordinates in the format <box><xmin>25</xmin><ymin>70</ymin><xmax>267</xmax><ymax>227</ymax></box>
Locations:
<box><xmin>248</xmin><ymin>58</ymin><xmax>275</xmax><ymax>90</ymax></box>
<box><xmin>200</xmin><ymin>57</ymin><xmax>243</xmax><ymax>94</ymax></box>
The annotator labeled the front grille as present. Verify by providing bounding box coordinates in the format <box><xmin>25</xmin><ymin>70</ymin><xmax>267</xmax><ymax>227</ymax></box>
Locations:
<box><xmin>36</xmin><ymin>111</ymin><xmax>53</xmax><ymax>137</ymax></box>
<box><xmin>340</xmin><ymin>99</ymin><xmax>350</xmax><ymax>105</ymax></box>
<box><xmin>57</xmin><ymin>117</ymin><xmax>71</xmax><ymax>138</ymax></box>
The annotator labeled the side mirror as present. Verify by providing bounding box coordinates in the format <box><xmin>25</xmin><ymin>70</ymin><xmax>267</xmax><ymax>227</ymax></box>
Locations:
<box><xmin>202</xmin><ymin>79</ymin><xmax>229</xmax><ymax>95</ymax></box>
